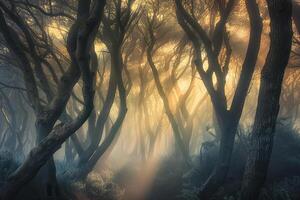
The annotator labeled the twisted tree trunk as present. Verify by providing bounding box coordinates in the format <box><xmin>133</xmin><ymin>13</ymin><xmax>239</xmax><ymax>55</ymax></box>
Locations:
<box><xmin>0</xmin><ymin>0</ymin><xmax>107</xmax><ymax>199</ymax></box>
<box><xmin>175</xmin><ymin>0</ymin><xmax>262</xmax><ymax>196</ymax></box>
<box><xmin>240</xmin><ymin>0</ymin><xmax>293</xmax><ymax>199</ymax></box>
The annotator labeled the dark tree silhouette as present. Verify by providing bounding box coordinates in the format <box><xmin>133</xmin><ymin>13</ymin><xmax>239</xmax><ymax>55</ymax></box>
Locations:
<box><xmin>0</xmin><ymin>0</ymin><xmax>106</xmax><ymax>199</ymax></box>
<box><xmin>175</xmin><ymin>0</ymin><xmax>262</xmax><ymax>197</ymax></box>
<box><xmin>240</xmin><ymin>0</ymin><xmax>293</xmax><ymax>199</ymax></box>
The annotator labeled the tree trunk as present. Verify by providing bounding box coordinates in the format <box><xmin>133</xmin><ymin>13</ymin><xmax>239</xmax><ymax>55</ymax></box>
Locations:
<box><xmin>78</xmin><ymin>54</ymin><xmax>117</xmax><ymax>165</ymax></box>
<box><xmin>196</xmin><ymin>0</ymin><xmax>262</xmax><ymax>197</ymax></box>
<box><xmin>175</xmin><ymin>0</ymin><xmax>262</xmax><ymax>195</ymax></box>
<box><xmin>198</xmin><ymin>117</ymin><xmax>237</xmax><ymax>199</ymax></box>
<box><xmin>35</xmin><ymin>120</ymin><xmax>60</xmax><ymax>200</ymax></box>
<box><xmin>0</xmin><ymin>0</ymin><xmax>106</xmax><ymax>198</ymax></box>
<box><xmin>293</xmin><ymin>0</ymin><xmax>300</xmax><ymax>34</ymax></box>
<box><xmin>240</xmin><ymin>0</ymin><xmax>293</xmax><ymax>199</ymax></box>
<box><xmin>76</xmin><ymin>47</ymin><xmax>127</xmax><ymax>179</ymax></box>
<box><xmin>147</xmin><ymin>47</ymin><xmax>191</xmax><ymax>165</ymax></box>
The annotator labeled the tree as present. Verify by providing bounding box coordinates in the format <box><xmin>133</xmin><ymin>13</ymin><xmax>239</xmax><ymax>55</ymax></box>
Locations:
<box><xmin>240</xmin><ymin>0</ymin><xmax>293</xmax><ymax>199</ymax></box>
<box><xmin>143</xmin><ymin>0</ymin><xmax>192</xmax><ymax>165</ymax></box>
<box><xmin>0</xmin><ymin>0</ymin><xmax>106</xmax><ymax>199</ymax></box>
<box><xmin>71</xmin><ymin>0</ymin><xmax>139</xmax><ymax>179</ymax></box>
<box><xmin>175</xmin><ymin>0</ymin><xmax>262</xmax><ymax>197</ymax></box>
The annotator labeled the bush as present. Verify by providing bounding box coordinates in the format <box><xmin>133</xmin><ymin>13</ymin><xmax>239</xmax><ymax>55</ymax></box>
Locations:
<box><xmin>62</xmin><ymin>171</ymin><xmax>124</xmax><ymax>200</ymax></box>
<box><xmin>182</xmin><ymin>123</ymin><xmax>300</xmax><ymax>199</ymax></box>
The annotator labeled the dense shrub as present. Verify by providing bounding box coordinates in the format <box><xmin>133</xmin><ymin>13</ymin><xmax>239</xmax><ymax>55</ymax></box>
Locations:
<box><xmin>61</xmin><ymin>171</ymin><xmax>124</xmax><ymax>200</ymax></box>
<box><xmin>182</xmin><ymin>123</ymin><xmax>300</xmax><ymax>199</ymax></box>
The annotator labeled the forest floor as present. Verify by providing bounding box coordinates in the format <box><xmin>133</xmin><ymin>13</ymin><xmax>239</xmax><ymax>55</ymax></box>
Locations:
<box><xmin>1</xmin><ymin>124</ymin><xmax>300</xmax><ymax>200</ymax></box>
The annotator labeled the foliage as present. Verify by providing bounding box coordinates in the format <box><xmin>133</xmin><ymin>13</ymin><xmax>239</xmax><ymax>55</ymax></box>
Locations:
<box><xmin>181</xmin><ymin>123</ymin><xmax>300</xmax><ymax>199</ymax></box>
<box><xmin>62</xmin><ymin>171</ymin><xmax>124</xmax><ymax>200</ymax></box>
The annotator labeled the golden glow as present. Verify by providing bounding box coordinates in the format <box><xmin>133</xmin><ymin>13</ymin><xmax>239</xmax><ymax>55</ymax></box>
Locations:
<box><xmin>46</xmin><ymin>2</ymin><xmax>300</xmax><ymax>197</ymax></box>
<box><xmin>47</xmin><ymin>21</ymin><xmax>67</xmax><ymax>40</ymax></box>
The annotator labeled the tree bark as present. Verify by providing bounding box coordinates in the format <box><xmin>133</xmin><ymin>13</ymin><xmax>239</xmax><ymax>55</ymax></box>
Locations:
<box><xmin>0</xmin><ymin>0</ymin><xmax>106</xmax><ymax>199</ymax></box>
<box><xmin>293</xmin><ymin>0</ymin><xmax>300</xmax><ymax>34</ymax></box>
<box><xmin>35</xmin><ymin>121</ymin><xmax>61</xmax><ymax>200</ymax></box>
<box><xmin>240</xmin><ymin>0</ymin><xmax>293</xmax><ymax>199</ymax></box>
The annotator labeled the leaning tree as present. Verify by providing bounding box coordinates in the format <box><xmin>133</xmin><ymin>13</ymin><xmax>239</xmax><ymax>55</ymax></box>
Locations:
<box><xmin>0</xmin><ymin>0</ymin><xmax>106</xmax><ymax>199</ymax></box>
